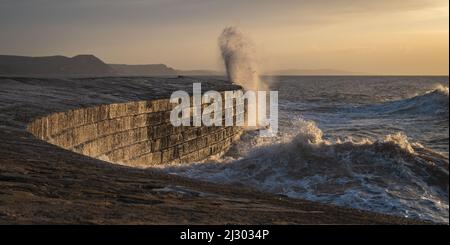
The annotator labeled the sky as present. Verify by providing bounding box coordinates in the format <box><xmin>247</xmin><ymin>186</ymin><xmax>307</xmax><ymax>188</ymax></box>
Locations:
<box><xmin>0</xmin><ymin>0</ymin><xmax>448</xmax><ymax>75</ymax></box>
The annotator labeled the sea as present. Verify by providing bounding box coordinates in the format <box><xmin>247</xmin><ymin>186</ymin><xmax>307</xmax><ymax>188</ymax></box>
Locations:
<box><xmin>157</xmin><ymin>76</ymin><xmax>449</xmax><ymax>223</ymax></box>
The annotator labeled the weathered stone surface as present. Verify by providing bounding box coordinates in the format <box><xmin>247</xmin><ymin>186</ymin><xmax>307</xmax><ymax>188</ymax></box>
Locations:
<box><xmin>27</xmin><ymin>94</ymin><xmax>244</xmax><ymax>167</ymax></box>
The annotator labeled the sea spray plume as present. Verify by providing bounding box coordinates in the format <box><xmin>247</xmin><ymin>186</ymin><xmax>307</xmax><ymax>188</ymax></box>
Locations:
<box><xmin>219</xmin><ymin>26</ymin><xmax>275</xmax><ymax>132</ymax></box>
<box><xmin>219</xmin><ymin>26</ymin><xmax>263</xmax><ymax>91</ymax></box>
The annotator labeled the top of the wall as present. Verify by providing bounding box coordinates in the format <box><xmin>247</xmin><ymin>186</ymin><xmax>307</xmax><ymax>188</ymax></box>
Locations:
<box><xmin>0</xmin><ymin>76</ymin><xmax>241</xmax><ymax>127</ymax></box>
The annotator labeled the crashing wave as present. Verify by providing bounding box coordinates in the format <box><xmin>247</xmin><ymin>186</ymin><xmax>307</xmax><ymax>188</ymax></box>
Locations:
<box><xmin>366</xmin><ymin>85</ymin><xmax>449</xmax><ymax>116</ymax></box>
<box><xmin>159</xmin><ymin>119</ymin><xmax>449</xmax><ymax>223</ymax></box>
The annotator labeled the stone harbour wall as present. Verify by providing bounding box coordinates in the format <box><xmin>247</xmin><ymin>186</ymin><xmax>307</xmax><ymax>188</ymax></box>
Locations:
<box><xmin>27</xmin><ymin>91</ymin><xmax>244</xmax><ymax>167</ymax></box>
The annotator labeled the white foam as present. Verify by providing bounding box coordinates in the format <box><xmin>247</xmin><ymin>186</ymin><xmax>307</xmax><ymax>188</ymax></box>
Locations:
<box><xmin>156</xmin><ymin>118</ymin><xmax>449</xmax><ymax>223</ymax></box>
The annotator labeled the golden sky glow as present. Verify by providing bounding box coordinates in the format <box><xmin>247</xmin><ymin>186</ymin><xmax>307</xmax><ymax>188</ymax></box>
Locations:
<box><xmin>0</xmin><ymin>0</ymin><xmax>448</xmax><ymax>75</ymax></box>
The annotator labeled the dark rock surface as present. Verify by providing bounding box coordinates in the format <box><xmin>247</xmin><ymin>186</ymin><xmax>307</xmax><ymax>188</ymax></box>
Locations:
<box><xmin>0</xmin><ymin>76</ymin><xmax>426</xmax><ymax>224</ymax></box>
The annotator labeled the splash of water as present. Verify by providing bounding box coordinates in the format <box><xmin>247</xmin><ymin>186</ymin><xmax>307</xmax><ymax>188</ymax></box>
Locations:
<box><xmin>219</xmin><ymin>26</ymin><xmax>264</xmax><ymax>91</ymax></box>
<box><xmin>156</xmin><ymin>118</ymin><xmax>449</xmax><ymax>223</ymax></box>
<box><xmin>431</xmin><ymin>84</ymin><xmax>449</xmax><ymax>96</ymax></box>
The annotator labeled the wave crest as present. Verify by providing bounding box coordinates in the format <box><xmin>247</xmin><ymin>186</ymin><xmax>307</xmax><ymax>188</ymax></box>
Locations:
<box><xmin>431</xmin><ymin>84</ymin><xmax>449</xmax><ymax>96</ymax></box>
<box><xmin>367</xmin><ymin>85</ymin><xmax>449</xmax><ymax>116</ymax></box>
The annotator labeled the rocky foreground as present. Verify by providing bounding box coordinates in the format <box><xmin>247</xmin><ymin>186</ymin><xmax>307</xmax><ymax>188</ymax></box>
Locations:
<box><xmin>0</xmin><ymin>76</ymin><xmax>426</xmax><ymax>224</ymax></box>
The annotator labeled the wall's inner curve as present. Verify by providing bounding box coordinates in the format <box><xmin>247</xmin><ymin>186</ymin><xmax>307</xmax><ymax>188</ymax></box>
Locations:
<box><xmin>27</xmin><ymin>91</ymin><xmax>244</xmax><ymax>167</ymax></box>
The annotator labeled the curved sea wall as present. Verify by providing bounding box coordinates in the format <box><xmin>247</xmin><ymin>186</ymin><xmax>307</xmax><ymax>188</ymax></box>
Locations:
<box><xmin>27</xmin><ymin>92</ymin><xmax>244</xmax><ymax>167</ymax></box>
<box><xmin>1</xmin><ymin>77</ymin><xmax>425</xmax><ymax>224</ymax></box>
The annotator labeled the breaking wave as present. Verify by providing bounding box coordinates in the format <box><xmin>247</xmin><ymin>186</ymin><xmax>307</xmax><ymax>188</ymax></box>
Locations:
<box><xmin>365</xmin><ymin>85</ymin><xmax>449</xmax><ymax>116</ymax></box>
<box><xmin>159</xmin><ymin>119</ymin><xmax>449</xmax><ymax>223</ymax></box>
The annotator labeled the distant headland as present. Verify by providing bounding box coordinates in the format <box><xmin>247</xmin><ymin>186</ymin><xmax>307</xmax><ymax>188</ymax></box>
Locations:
<box><xmin>0</xmin><ymin>54</ymin><xmax>361</xmax><ymax>77</ymax></box>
